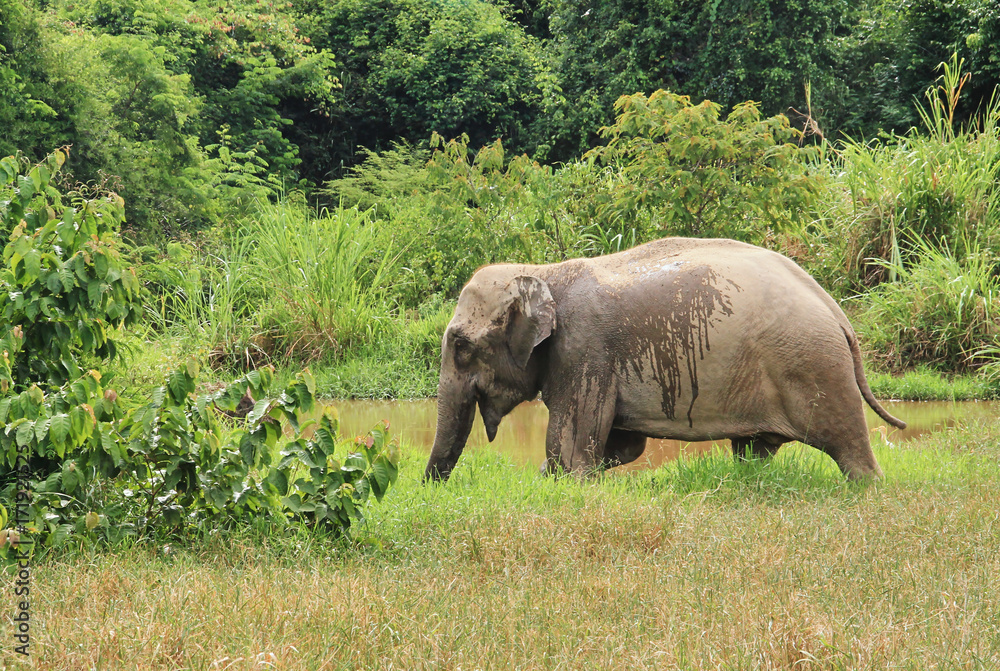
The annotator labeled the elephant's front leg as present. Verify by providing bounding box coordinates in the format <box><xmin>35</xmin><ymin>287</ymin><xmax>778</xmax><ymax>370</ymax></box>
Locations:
<box><xmin>542</xmin><ymin>375</ymin><xmax>617</xmax><ymax>475</ymax></box>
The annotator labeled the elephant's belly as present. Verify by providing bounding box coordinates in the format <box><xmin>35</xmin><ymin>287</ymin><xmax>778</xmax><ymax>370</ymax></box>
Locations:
<box><xmin>613</xmin><ymin>412</ymin><xmax>742</xmax><ymax>442</ymax></box>
<box><xmin>613</xmin><ymin>378</ymin><xmax>782</xmax><ymax>442</ymax></box>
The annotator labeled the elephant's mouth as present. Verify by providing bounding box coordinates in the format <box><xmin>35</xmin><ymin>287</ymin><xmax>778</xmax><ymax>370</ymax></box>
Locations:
<box><xmin>478</xmin><ymin>397</ymin><xmax>502</xmax><ymax>442</ymax></box>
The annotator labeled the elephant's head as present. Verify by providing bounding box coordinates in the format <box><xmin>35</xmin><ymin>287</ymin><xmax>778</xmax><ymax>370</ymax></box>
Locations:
<box><xmin>424</xmin><ymin>272</ymin><xmax>556</xmax><ymax>481</ymax></box>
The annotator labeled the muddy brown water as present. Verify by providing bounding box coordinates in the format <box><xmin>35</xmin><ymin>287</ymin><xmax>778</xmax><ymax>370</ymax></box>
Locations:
<box><xmin>333</xmin><ymin>399</ymin><xmax>1000</xmax><ymax>472</ymax></box>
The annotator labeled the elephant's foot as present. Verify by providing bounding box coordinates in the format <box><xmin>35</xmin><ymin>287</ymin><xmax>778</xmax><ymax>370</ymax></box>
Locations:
<box><xmin>539</xmin><ymin>456</ymin><xmax>568</xmax><ymax>477</ymax></box>
<box><xmin>539</xmin><ymin>457</ymin><xmax>606</xmax><ymax>479</ymax></box>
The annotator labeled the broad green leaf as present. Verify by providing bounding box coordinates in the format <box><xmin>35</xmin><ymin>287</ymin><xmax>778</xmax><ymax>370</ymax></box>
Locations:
<box><xmin>301</xmin><ymin>369</ymin><xmax>316</xmax><ymax>395</ymax></box>
<box><xmin>62</xmin><ymin>464</ymin><xmax>79</xmax><ymax>494</ymax></box>
<box><xmin>367</xmin><ymin>461</ymin><xmax>392</xmax><ymax>501</ymax></box>
<box><xmin>100</xmin><ymin>427</ymin><xmax>121</xmax><ymax>465</ymax></box>
<box><xmin>247</xmin><ymin>399</ymin><xmax>271</xmax><ymax>425</ymax></box>
<box><xmin>34</xmin><ymin>417</ymin><xmax>51</xmax><ymax>443</ymax></box>
<box><xmin>87</xmin><ymin>280</ymin><xmax>103</xmax><ymax>307</ymax></box>
<box><xmin>15</xmin><ymin>420</ymin><xmax>33</xmax><ymax>447</ymax></box>
<box><xmin>94</xmin><ymin>252</ymin><xmax>109</xmax><ymax>279</ymax></box>
<box><xmin>239</xmin><ymin>433</ymin><xmax>260</xmax><ymax>467</ymax></box>
<box><xmin>314</xmin><ymin>427</ymin><xmax>336</xmax><ymax>456</ymax></box>
<box><xmin>45</xmin><ymin>270</ymin><xmax>63</xmax><ymax>293</ymax></box>
<box><xmin>49</xmin><ymin>415</ymin><xmax>70</xmax><ymax>453</ymax></box>
<box><xmin>167</xmin><ymin>370</ymin><xmax>192</xmax><ymax>404</ymax></box>
<box><xmin>282</xmin><ymin>494</ymin><xmax>303</xmax><ymax>513</ymax></box>
<box><xmin>49</xmin><ymin>524</ymin><xmax>72</xmax><ymax>548</ymax></box>
<box><xmin>265</xmin><ymin>469</ymin><xmax>288</xmax><ymax>496</ymax></box>
<box><xmin>24</xmin><ymin>249</ymin><xmax>41</xmax><ymax>281</ymax></box>
<box><xmin>69</xmin><ymin>405</ymin><xmax>94</xmax><ymax>443</ymax></box>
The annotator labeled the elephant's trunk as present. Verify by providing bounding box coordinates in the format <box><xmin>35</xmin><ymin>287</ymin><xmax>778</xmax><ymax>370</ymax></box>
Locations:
<box><xmin>424</xmin><ymin>384</ymin><xmax>476</xmax><ymax>482</ymax></box>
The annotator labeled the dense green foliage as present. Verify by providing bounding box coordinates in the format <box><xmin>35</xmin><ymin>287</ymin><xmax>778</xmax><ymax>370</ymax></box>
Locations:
<box><xmin>294</xmin><ymin>0</ymin><xmax>554</xmax><ymax>171</ymax></box>
<box><xmin>135</xmin><ymin>65</ymin><xmax>1000</xmax><ymax>390</ymax></box>
<box><xmin>2</xmin><ymin>0</ymin><xmax>999</xmax><ymax>234</ymax></box>
<box><xmin>0</xmin><ymin>151</ymin><xmax>398</xmax><ymax>551</ymax></box>
<box><xmin>587</xmin><ymin>91</ymin><xmax>823</xmax><ymax>243</ymax></box>
<box><xmin>538</xmin><ymin>0</ymin><xmax>851</xmax><ymax>159</ymax></box>
<box><xmin>3</xmin><ymin>0</ymin><xmax>1000</xmax><ymax>557</ymax></box>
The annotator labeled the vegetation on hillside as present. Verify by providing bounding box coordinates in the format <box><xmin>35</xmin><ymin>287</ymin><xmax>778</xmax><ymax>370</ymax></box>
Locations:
<box><xmin>2</xmin><ymin>0</ymin><xmax>999</xmax><ymax>232</ymax></box>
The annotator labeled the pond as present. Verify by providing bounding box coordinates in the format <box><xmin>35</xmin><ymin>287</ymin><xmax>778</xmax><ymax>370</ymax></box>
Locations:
<box><xmin>334</xmin><ymin>398</ymin><xmax>1000</xmax><ymax>472</ymax></box>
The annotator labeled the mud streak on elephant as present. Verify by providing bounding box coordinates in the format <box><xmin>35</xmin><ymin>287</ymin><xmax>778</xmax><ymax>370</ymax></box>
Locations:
<box><xmin>615</xmin><ymin>265</ymin><xmax>735</xmax><ymax>427</ymax></box>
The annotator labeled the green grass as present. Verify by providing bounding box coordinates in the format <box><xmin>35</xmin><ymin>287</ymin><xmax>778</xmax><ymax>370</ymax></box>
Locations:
<box><xmin>309</xmin><ymin>300</ymin><xmax>451</xmax><ymax>399</ymax></box>
<box><xmin>867</xmin><ymin>365</ymin><xmax>998</xmax><ymax>401</ymax></box>
<box><xmin>245</xmin><ymin>199</ymin><xmax>401</xmax><ymax>361</ymax></box>
<box><xmin>9</xmin><ymin>417</ymin><xmax>1000</xmax><ymax>669</ymax></box>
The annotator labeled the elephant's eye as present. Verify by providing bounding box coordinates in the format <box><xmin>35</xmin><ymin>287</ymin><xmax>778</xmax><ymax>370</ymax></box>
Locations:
<box><xmin>452</xmin><ymin>335</ymin><xmax>474</xmax><ymax>365</ymax></box>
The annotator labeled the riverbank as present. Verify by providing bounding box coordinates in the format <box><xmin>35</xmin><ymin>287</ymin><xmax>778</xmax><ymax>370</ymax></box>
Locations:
<box><xmin>115</xmin><ymin>324</ymin><xmax>1000</xmax><ymax>405</ymax></box>
<box><xmin>10</xmin><ymin>412</ymin><xmax>1000</xmax><ymax>668</ymax></box>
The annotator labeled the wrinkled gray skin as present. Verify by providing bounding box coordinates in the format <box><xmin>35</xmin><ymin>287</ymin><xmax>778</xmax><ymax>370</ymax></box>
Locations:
<box><xmin>424</xmin><ymin>238</ymin><xmax>906</xmax><ymax>482</ymax></box>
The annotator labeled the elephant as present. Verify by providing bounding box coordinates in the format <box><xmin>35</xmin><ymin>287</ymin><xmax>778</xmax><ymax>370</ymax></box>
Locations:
<box><xmin>423</xmin><ymin>237</ymin><xmax>906</xmax><ymax>482</ymax></box>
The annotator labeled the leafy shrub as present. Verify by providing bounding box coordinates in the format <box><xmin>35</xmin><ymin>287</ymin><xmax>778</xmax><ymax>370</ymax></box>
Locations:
<box><xmin>857</xmin><ymin>238</ymin><xmax>1000</xmax><ymax>373</ymax></box>
<box><xmin>324</xmin><ymin>141</ymin><xmax>433</xmax><ymax>216</ymax></box>
<box><xmin>328</xmin><ymin>134</ymin><xmax>587</xmax><ymax>305</ymax></box>
<box><xmin>586</xmin><ymin>90</ymin><xmax>825</xmax><ymax>245</ymax></box>
<box><xmin>2</xmin><ymin>359</ymin><xmax>399</xmax><ymax>548</ymax></box>
<box><xmin>0</xmin><ymin>148</ymin><xmax>142</xmax><ymax>388</ymax></box>
<box><xmin>0</xmin><ymin>151</ymin><xmax>399</xmax><ymax>551</ymax></box>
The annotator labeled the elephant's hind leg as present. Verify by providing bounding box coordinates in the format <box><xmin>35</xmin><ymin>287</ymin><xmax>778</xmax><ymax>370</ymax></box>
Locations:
<box><xmin>731</xmin><ymin>433</ymin><xmax>786</xmax><ymax>462</ymax></box>
<box><xmin>816</xmin><ymin>430</ymin><xmax>882</xmax><ymax>480</ymax></box>
<box><xmin>602</xmin><ymin>429</ymin><xmax>647</xmax><ymax>468</ymax></box>
<box><xmin>797</xmin><ymin>404</ymin><xmax>883</xmax><ymax>480</ymax></box>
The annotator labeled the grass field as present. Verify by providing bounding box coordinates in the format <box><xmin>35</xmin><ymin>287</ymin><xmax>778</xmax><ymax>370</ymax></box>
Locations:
<box><xmin>5</xmin><ymin>417</ymin><xmax>1000</xmax><ymax>669</ymax></box>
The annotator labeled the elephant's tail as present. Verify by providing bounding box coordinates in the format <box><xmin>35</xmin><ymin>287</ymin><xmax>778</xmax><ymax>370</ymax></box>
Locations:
<box><xmin>843</xmin><ymin>326</ymin><xmax>907</xmax><ymax>430</ymax></box>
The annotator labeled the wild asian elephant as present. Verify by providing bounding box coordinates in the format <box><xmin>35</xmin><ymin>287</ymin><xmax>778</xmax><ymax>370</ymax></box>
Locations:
<box><xmin>424</xmin><ymin>237</ymin><xmax>905</xmax><ymax>482</ymax></box>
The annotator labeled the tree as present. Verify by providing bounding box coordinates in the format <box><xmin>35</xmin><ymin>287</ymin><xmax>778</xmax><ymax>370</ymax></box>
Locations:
<box><xmin>538</xmin><ymin>0</ymin><xmax>850</xmax><ymax>160</ymax></box>
<box><xmin>292</xmin><ymin>0</ymin><xmax>554</xmax><ymax>175</ymax></box>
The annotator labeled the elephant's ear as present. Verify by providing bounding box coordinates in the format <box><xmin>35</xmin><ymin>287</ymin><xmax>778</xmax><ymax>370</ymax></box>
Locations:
<box><xmin>504</xmin><ymin>276</ymin><xmax>556</xmax><ymax>369</ymax></box>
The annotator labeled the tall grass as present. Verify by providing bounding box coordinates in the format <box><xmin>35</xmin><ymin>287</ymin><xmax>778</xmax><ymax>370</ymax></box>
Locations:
<box><xmin>136</xmin><ymin>201</ymin><xmax>403</xmax><ymax>368</ymax></box>
<box><xmin>244</xmin><ymin>200</ymin><xmax>401</xmax><ymax>361</ymax></box>
<box><xmin>857</xmin><ymin>237</ymin><xmax>1000</xmax><ymax>373</ymax></box>
<box><xmin>138</xmin><ymin>238</ymin><xmax>266</xmax><ymax>369</ymax></box>
<box><xmin>804</xmin><ymin>57</ymin><xmax>1000</xmax><ymax>295</ymax></box>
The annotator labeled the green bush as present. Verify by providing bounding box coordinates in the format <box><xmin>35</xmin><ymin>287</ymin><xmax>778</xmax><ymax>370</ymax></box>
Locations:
<box><xmin>856</xmin><ymin>238</ymin><xmax>1000</xmax><ymax>373</ymax></box>
<box><xmin>244</xmin><ymin>199</ymin><xmax>400</xmax><ymax>361</ymax></box>
<box><xmin>539</xmin><ymin>0</ymin><xmax>851</xmax><ymax>161</ymax></box>
<box><xmin>799</xmin><ymin>56</ymin><xmax>1000</xmax><ymax>294</ymax></box>
<box><xmin>329</xmin><ymin>134</ymin><xmax>588</xmax><ymax>305</ymax></box>
<box><xmin>586</xmin><ymin>90</ymin><xmax>825</xmax><ymax>245</ymax></box>
<box><xmin>293</xmin><ymin>0</ymin><xmax>553</xmax><ymax>172</ymax></box>
<box><xmin>0</xmin><ymin>151</ymin><xmax>399</xmax><ymax>551</ymax></box>
<box><xmin>0</xmin><ymin>149</ymin><xmax>142</xmax><ymax>388</ymax></box>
